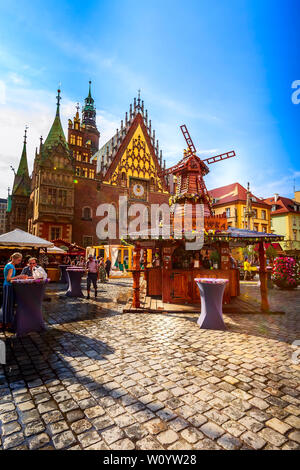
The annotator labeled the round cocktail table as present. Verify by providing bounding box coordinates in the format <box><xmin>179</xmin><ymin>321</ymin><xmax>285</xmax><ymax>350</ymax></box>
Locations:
<box><xmin>59</xmin><ymin>265</ymin><xmax>69</xmax><ymax>284</ymax></box>
<box><xmin>66</xmin><ymin>268</ymin><xmax>85</xmax><ymax>297</ymax></box>
<box><xmin>12</xmin><ymin>279</ymin><xmax>48</xmax><ymax>337</ymax></box>
<box><xmin>194</xmin><ymin>278</ymin><xmax>229</xmax><ymax>330</ymax></box>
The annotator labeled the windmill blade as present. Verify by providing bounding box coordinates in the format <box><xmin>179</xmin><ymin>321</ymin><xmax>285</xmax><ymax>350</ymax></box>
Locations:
<box><xmin>202</xmin><ymin>150</ymin><xmax>236</xmax><ymax>165</ymax></box>
<box><xmin>180</xmin><ymin>124</ymin><xmax>197</xmax><ymax>155</ymax></box>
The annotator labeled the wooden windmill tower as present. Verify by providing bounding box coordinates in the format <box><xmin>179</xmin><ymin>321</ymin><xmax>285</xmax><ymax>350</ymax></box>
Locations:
<box><xmin>163</xmin><ymin>125</ymin><xmax>236</xmax><ymax>217</ymax></box>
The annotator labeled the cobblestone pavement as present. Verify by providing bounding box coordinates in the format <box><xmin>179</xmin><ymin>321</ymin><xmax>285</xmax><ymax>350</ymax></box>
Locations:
<box><xmin>0</xmin><ymin>280</ymin><xmax>299</xmax><ymax>450</ymax></box>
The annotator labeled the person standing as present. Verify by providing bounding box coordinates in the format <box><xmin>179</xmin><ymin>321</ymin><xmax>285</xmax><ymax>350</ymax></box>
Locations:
<box><xmin>244</xmin><ymin>256</ymin><xmax>251</xmax><ymax>280</ymax></box>
<box><xmin>1</xmin><ymin>252</ymin><xmax>27</xmax><ymax>331</ymax></box>
<box><xmin>104</xmin><ymin>258</ymin><xmax>112</xmax><ymax>280</ymax></box>
<box><xmin>86</xmin><ymin>255</ymin><xmax>99</xmax><ymax>299</ymax></box>
<box><xmin>98</xmin><ymin>258</ymin><xmax>107</xmax><ymax>283</ymax></box>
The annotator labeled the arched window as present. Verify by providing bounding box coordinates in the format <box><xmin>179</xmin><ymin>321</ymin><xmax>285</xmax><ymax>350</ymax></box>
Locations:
<box><xmin>82</xmin><ymin>207</ymin><xmax>92</xmax><ymax>220</ymax></box>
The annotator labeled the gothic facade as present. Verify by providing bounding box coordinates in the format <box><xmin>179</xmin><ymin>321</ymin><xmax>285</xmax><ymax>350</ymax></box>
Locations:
<box><xmin>7</xmin><ymin>85</ymin><xmax>170</xmax><ymax>246</ymax></box>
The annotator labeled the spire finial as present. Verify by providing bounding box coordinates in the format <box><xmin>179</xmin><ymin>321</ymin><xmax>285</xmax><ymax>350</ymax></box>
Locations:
<box><xmin>23</xmin><ymin>125</ymin><xmax>28</xmax><ymax>144</ymax></box>
<box><xmin>88</xmin><ymin>80</ymin><xmax>92</xmax><ymax>98</ymax></box>
<box><xmin>56</xmin><ymin>88</ymin><xmax>61</xmax><ymax>114</ymax></box>
<box><xmin>76</xmin><ymin>102</ymin><xmax>80</xmax><ymax>113</ymax></box>
<box><xmin>138</xmin><ymin>88</ymin><xmax>141</xmax><ymax>100</ymax></box>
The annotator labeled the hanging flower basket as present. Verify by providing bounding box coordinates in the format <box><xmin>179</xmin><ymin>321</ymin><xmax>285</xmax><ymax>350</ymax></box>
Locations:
<box><xmin>272</xmin><ymin>257</ymin><xmax>299</xmax><ymax>289</ymax></box>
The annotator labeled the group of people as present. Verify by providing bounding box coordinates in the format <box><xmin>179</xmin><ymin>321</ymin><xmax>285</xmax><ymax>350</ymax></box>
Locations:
<box><xmin>86</xmin><ymin>255</ymin><xmax>111</xmax><ymax>299</ymax></box>
<box><xmin>0</xmin><ymin>253</ymin><xmax>46</xmax><ymax>332</ymax></box>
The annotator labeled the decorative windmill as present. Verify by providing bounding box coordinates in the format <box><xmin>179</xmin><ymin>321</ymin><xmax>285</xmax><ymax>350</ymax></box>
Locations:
<box><xmin>163</xmin><ymin>125</ymin><xmax>236</xmax><ymax>216</ymax></box>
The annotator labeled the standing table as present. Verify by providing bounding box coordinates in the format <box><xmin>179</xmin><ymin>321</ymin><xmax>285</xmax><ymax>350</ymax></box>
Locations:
<box><xmin>66</xmin><ymin>268</ymin><xmax>85</xmax><ymax>297</ymax></box>
<box><xmin>59</xmin><ymin>265</ymin><xmax>69</xmax><ymax>284</ymax></box>
<box><xmin>12</xmin><ymin>279</ymin><xmax>48</xmax><ymax>337</ymax></box>
<box><xmin>194</xmin><ymin>278</ymin><xmax>229</xmax><ymax>330</ymax></box>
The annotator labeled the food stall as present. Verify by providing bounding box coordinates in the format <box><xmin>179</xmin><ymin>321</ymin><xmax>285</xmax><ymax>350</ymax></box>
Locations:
<box><xmin>126</xmin><ymin>226</ymin><xmax>284</xmax><ymax>312</ymax></box>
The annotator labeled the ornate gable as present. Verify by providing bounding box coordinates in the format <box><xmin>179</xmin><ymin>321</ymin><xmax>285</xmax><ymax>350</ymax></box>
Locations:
<box><xmin>105</xmin><ymin>116</ymin><xmax>167</xmax><ymax>194</ymax></box>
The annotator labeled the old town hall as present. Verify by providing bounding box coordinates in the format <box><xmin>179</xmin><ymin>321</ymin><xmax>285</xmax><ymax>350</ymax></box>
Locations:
<box><xmin>6</xmin><ymin>84</ymin><xmax>170</xmax><ymax>246</ymax></box>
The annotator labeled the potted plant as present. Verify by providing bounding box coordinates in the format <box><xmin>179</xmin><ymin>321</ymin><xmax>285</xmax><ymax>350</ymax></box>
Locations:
<box><xmin>272</xmin><ymin>257</ymin><xmax>299</xmax><ymax>289</ymax></box>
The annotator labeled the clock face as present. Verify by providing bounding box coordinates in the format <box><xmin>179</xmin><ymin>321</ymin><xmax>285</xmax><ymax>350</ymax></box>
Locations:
<box><xmin>129</xmin><ymin>177</ymin><xmax>148</xmax><ymax>201</ymax></box>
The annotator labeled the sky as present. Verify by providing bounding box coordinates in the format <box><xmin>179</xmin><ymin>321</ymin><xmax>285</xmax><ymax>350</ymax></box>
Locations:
<box><xmin>0</xmin><ymin>0</ymin><xmax>299</xmax><ymax>200</ymax></box>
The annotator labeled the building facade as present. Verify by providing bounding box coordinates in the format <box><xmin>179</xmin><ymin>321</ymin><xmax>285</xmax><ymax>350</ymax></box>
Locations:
<box><xmin>7</xmin><ymin>85</ymin><xmax>170</xmax><ymax>246</ymax></box>
<box><xmin>209</xmin><ymin>182</ymin><xmax>271</xmax><ymax>232</ymax></box>
<box><xmin>0</xmin><ymin>199</ymin><xmax>7</xmax><ymax>234</ymax></box>
<box><xmin>264</xmin><ymin>192</ymin><xmax>300</xmax><ymax>254</ymax></box>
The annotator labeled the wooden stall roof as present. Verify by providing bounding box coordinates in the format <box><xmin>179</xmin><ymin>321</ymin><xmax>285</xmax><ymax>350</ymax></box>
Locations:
<box><xmin>124</xmin><ymin>226</ymin><xmax>284</xmax><ymax>246</ymax></box>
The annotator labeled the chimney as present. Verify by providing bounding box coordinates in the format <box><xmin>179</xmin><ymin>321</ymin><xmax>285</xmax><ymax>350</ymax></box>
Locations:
<box><xmin>274</xmin><ymin>193</ymin><xmax>279</xmax><ymax>203</ymax></box>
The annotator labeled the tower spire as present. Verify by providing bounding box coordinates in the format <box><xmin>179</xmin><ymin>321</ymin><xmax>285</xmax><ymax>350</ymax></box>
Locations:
<box><xmin>12</xmin><ymin>127</ymin><xmax>31</xmax><ymax>195</ymax></box>
<box><xmin>43</xmin><ymin>88</ymin><xmax>67</xmax><ymax>150</ymax></box>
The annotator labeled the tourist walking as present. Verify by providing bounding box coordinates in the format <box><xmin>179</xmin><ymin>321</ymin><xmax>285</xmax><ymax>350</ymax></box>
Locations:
<box><xmin>244</xmin><ymin>256</ymin><xmax>251</xmax><ymax>280</ymax></box>
<box><xmin>105</xmin><ymin>258</ymin><xmax>111</xmax><ymax>279</ymax></box>
<box><xmin>1</xmin><ymin>252</ymin><xmax>27</xmax><ymax>331</ymax></box>
<box><xmin>98</xmin><ymin>258</ymin><xmax>107</xmax><ymax>283</ymax></box>
<box><xmin>86</xmin><ymin>254</ymin><xmax>99</xmax><ymax>299</ymax></box>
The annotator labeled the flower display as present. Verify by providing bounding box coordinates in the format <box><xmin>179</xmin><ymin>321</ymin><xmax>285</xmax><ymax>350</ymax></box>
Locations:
<box><xmin>272</xmin><ymin>257</ymin><xmax>299</xmax><ymax>289</ymax></box>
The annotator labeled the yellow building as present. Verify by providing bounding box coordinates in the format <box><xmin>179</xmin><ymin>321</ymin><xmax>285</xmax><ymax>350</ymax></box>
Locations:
<box><xmin>264</xmin><ymin>192</ymin><xmax>300</xmax><ymax>254</ymax></box>
<box><xmin>209</xmin><ymin>182</ymin><xmax>271</xmax><ymax>232</ymax></box>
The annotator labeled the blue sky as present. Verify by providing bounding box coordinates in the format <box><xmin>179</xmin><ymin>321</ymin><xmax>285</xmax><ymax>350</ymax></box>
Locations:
<box><xmin>0</xmin><ymin>0</ymin><xmax>299</xmax><ymax>199</ymax></box>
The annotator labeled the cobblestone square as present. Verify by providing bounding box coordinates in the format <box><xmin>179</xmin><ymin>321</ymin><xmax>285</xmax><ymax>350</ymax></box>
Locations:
<box><xmin>0</xmin><ymin>280</ymin><xmax>299</xmax><ymax>450</ymax></box>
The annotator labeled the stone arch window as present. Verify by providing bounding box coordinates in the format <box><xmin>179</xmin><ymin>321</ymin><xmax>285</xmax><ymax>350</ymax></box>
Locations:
<box><xmin>82</xmin><ymin>206</ymin><xmax>92</xmax><ymax>220</ymax></box>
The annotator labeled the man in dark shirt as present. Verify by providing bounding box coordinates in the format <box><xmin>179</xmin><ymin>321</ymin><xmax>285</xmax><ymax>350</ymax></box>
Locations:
<box><xmin>21</xmin><ymin>257</ymin><xmax>39</xmax><ymax>277</ymax></box>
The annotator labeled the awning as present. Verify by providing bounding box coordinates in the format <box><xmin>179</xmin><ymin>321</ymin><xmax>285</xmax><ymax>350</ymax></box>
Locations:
<box><xmin>0</xmin><ymin>229</ymin><xmax>54</xmax><ymax>248</ymax></box>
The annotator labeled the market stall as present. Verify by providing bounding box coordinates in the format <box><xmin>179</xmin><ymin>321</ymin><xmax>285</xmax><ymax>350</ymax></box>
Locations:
<box><xmin>86</xmin><ymin>244</ymin><xmax>134</xmax><ymax>278</ymax></box>
<box><xmin>126</xmin><ymin>226</ymin><xmax>284</xmax><ymax>312</ymax></box>
<box><xmin>0</xmin><ymin>229</ymin><xmax>53</xmax><ymax>301</ymax></box>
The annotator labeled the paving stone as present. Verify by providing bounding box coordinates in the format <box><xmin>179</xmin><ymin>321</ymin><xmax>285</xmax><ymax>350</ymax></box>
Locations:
<box><xmin>0</xmin><ymin>411</ymin><xmax>18</xmax><ymax>424</ymax></box>
<box><xmin>37</xmin><ymin>400</ymin><xmax>58</xmax><ymax>414</ymax></box>
<box><xmin>110</xmin><ymin>438</ymin><xmax>135</xmax><ymax>450</ymax></box>
<box><xmin>65</xmin><ymin>409</ymin><xmax>85</xmax><ymax>423</ymax></box>
<box><xmin>266</xmin><ymin>417</ymin><xmax>291</xmax><ymax>435</ymax></box>
<box><xmin>20</xmin><ymin>409</ymin><xmax>40</xmax><ymax>424</ymax></box>
<box><xmin>52</xmin><ymin>430</ymin><xmax>77</xmax><ymax>450</ymax></box>
<box><xmin>71</xmin><ymin>419</ymin><xmax>92</xmax><ymax>434</ymax></box>
<box><xmin>241</xmin><ymin>431</ymin><xmax>266</xmax><ymax>450</ymax></box>
<box><xmin>42</xmin><ymin>410</ymin><xmax>64</xmax><ymax>424</ymax></box>
<box><xmin>217</xmin><ymin>434</ymin><xmax>242</xmax><ymax>450</ymax></box>
<box><xmin>28</xmin><ymin>433</ymin><xmax>50</xmax><ymax>450</ymax></box>
<box><xmin>288</xmin><ymin>431</ymin><xmax>300</xmax><ymax>444</ymax></box>
<box><xmin>84</xmin><ymin>405</ymin><xmax>105</xmax><ymax>419</ymax></box>
<box><xmin>77</xmin><ymin>430</ymin><xmax>101</xmax><ymax>448</ymax></box>
<box><xmin>180</xmin><ymin>427</ymin><xmax>203</xmax><ymax>444</ymax></box>
<box><xmin>101</xmin><ymin>426</ymin><xmax>125</xmax><ymax>444</ymax></box>
<box><xmin>24</xmin><ymin>420</ymin><xmax>45</xmax><ymax>437</ymax></box>
<box><xmin>222</xmin><ymin>420</ymin><xmax>247</xmax><ymax>437</ymax></box>
<box><xmin>49</xmin><ymin>420</ymin><xmax>69</xmax><ymax>435</ymax></box>
<box><xmin>125</xmin><ymin>424</ymin><xmax>148</xmax><ymax>441</ymax></box>
<box><xmin>1</xmin><ymin>420</ymin><xmax>22</xmax><ymax>436</ymax></box>
<box><xmin>239</xmin><ymin>416</ymin><xmax>264</xmax><ymax>433</ymax></box>
<box><xmin>3</xmin><ymin>432</ymin><xmax>25</xmax><ymax>450</ymax></box>
<box><xmin>136</xmin><ymin>436</ymin><xmax>163</xmax><ymax>450</ymax></box>
<box><xmin>85</xmin><ymin>441</ymin><xmax>109</xmax><ymax>450</ymax></box>
<box><xmin>144</xmin><ymin>418</ymin><xmax>168</xmax><ymax>435</ymax></box>
<box><xmin>92</xmin><ymin>416</ymin><xmax>114</xmax><ymax>431</ymax></box>
<box><xmin>200</xmin><ymin>421</ymin><xmax>224</xmax><ymax>440</ymax></box>
<box><xmin>258</xmin><ymin>428</ymin><xmax>287</xmax><ymax>447</ymax></box>
<box><xmin>285</xmin><ymin>415</ymin><xmax>300</xmax><ymax>429</ymax></box>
